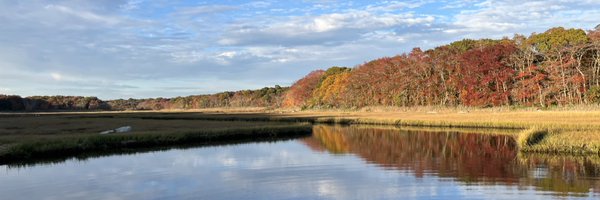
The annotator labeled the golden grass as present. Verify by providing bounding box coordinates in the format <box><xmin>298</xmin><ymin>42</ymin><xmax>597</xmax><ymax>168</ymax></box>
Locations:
<box><xmin>349</xmin><ymin>124</ymin><xmax>521</xmax><ymax>136</ymax></box>
<box><xmin>281</xmin><ymin>110</ymin><xmax>600</xmax><ymax>129</ymax></box>
<box><xmin>277</xmin><ymin>109</ymin><xmax>600</xmax><ymax>154</ymax></box>
<box><xmin>521</xmin><ymin>129</ymin><xmax>600</xmax><ymax>154</ymax></box>
<box><xmin>4</xmin><ymin>108</ymin><xmax>600</xmax><ymax>156</ymax></box>
<box><xmin>517</xmin><ymin>127</ymin><xmax>548</xmax><ymax>149</ymax></box>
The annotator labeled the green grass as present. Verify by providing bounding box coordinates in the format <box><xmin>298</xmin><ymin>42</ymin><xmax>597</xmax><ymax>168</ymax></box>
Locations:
<box><xmin>4</xmin><ymin>109</ymin><xmax>600</xmax><ymax>161</ymax></box>
<box><xmin>0</xmin><ymin>113</ymin><xmax>314</xmax><ymax>164</ymax></box>
<box><xmin>0</xmin><ymin>125</ymin><xmax>311</xmax><ymax>165</ymax></box>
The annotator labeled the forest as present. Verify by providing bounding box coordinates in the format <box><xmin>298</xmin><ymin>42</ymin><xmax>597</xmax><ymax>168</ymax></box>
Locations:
<box><xmin>0</xmin><ymin>86</ymin><xmax>286</xmax><ymax>111</ymax></box>
<box><xmin>285</xmin><ymin>26</ymin><xmax>600</xmax><ymax>108</ymax></box>
<box><xmin>1</xmin><ymin>26</ymin><xmax>600</xmax><ymax>111</ymax></box>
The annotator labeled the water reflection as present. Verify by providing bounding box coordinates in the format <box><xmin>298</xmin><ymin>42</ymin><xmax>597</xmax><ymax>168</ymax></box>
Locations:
<box><xmin>519</xmin><ymin>154</ymin><xmax>600</xmax><ymax>195</ymax></box>
<box><xmin>303</xmin><ymin>125</ymin><xmax>600</xmax><ymax>197</ymax></box>
<box><xmin>1</xmin><ymin>125</ymin><xmax>600</xmax><ymax>199</ymax></box>
<box><xmin>1</xmin><ymin>134</ymin><xmax>308</xmax><ymax>167</ymax></box>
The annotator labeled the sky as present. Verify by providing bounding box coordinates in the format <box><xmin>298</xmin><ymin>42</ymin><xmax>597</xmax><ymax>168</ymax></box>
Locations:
<box><xmin>1</xmin><ymin>0</ymin><xmax>599</xmax><ymax>99</ymax></box>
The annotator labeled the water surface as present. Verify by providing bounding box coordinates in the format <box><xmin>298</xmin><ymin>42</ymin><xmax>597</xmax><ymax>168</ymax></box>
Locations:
<box><xmin>2</xmin><ymin>125</ymin><xmax>600</xmax><ymax>199</ymax></box>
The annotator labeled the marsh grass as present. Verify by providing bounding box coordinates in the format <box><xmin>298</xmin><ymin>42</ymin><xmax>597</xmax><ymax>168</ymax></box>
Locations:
<box><xmin>282</xmin><ymin>110</ymin><xmax>600</xmax><ymax>154</ymax></box>
<box><xmin>519</xmin><ymin>129</ymin><xmax>600</xmax><ymax>155</ymax></box>
<box><xmin>517</xmin><ymin>127</ymin><xmax>549</xmax><ymax>148</ymax></box>
<box><xmin>0</xmin><ymin>124</ymin><xmax>311</xmax><ymax>164</ymax></box>
<box><xmin>0</xmin><ymin>113</ymin><xmax>316</xmax><ymax>164</ymax></box>
<box><xmin>4</xmin><ymin>109</ymin><xmax>600</xmax><ymax>158</ymax></box>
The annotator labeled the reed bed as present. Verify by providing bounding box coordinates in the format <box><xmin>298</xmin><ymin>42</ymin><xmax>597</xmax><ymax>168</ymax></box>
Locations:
<box><xmin>0</xmin><ymin>124</ymin><xmax>311</xmax><ymax>164</ymax></box>
<box><xmin>0</xmin><ymin>113</ymin><xmax>314</xmax><ymax>164</ymax></box>
<box><xmin>519</xmin><ymin>129</ymin><xmax>600</xmax><ymax>155</ymax></box>
<box><xmin>278</xmin><ymin>110</ymin><xmax>600</xmax><ymax>154</ymax></box>
<box><xmin>4</xmin><ymin>109</ymin><xmax>600</xmax><ymax>158</ymax></box>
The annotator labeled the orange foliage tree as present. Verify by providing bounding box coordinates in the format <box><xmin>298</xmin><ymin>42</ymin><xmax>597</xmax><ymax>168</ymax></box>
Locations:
<box><xmin>283</xmin><ymin>70</ymin><xmax>325</xmax><ymax>108</ymax></box>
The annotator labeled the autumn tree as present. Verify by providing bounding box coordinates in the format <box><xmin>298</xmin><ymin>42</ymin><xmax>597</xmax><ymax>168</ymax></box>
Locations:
<box><xmin>527</xmin><ymin>27</ymin><xmax>590</xmax><ymax>105</ymax></box>
<box><xmin>458</xmin><ymin>43</ymin><xmax>518</xmax><ymax>106</ymax></box>
<box><xmin>343</xmin><ymin>55</ymin><xmax>410</xmax><ymax>107</ymax></box>
<box><xmin>311</xmin><ymin>67</ymin><xmax>351</xmax><ymax>107</ymax></box>
<box><xmin>283</xmin><ymin>70</ymin><xmax>325</xmax><ymax>108</ymax></box>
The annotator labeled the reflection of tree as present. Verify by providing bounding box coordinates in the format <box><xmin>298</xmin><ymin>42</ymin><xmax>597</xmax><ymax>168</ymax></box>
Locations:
<box><xmin>302</xmin><ymin>125</ymin><xmax>600</xmax><ymax>196</ymax></box>
<box><xmin>518</xmin><ymin>154</ymin><xmax>600</xmax><ymax>196</ymax></box>
<box><xmin>308</xmin><ymin>126</ymin><xmax>350</xmax><ymax>154</ymax></box>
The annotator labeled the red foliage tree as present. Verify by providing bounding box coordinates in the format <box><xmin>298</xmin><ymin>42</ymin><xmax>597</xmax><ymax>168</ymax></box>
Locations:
<box><xmin>512</xmin><ymin>65</ymin><xmax>550</xmax><ymax>106</ymax></box>
<box><xmin>458</xmin><ymin>43</ymin><xmax>518</xmax><ymax>106</ymax></box>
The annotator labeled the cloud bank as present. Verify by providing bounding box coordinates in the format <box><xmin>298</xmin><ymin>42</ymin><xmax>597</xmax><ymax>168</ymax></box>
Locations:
<box><xmin>0</xmin><ymin>0</ymin><xmax>599</xmax><ymax>99</ymax></box>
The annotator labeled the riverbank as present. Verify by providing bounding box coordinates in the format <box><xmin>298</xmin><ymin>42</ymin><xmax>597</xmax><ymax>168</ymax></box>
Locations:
<box><xmin>0</xmin><ymin>113</ymin><xmax>312</xmax><ymax>164</ymax></box>
<box><xmin>284</xmin><ymin>110</ymin><xmax>600</xmax><ymax>155</ymax></box>
<box><xmin>118</xmin><ymin>109</ymin><xmax>600</xmax><ymax>154</ymax></box>
<box><xmin>2</xmin><ymin>109</ymin><xmax>600</xmax><ymax>163</ymax></box>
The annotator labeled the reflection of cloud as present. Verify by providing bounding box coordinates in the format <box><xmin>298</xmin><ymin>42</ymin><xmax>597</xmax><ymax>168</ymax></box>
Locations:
<box><xmin>220</xmin><ymin>158</ymin><xmax>237</xmax><ymax>167</ymax></box>
<box><xmin>0</xmin><ymin>141</ymin><xmax>376</xmax><ymax>199</ymax></box>
<box><xmin>317</xmin><ymin>180</ymin><xmax>342</xmax><ymax>198</ymax></box>
<box><xmin>1</xmin><ymin>138</ymin><xmax>597</xmax><ymax>199</ymax></box>
<box><xmin>250</xmin><ymin>159</ymin><xmax>267</xmax><ymax>169</ymax></box>
<box><xmin>172</xmin><ymin>152</ymin><xmax>213</xmax><ymax>168</ymax></box>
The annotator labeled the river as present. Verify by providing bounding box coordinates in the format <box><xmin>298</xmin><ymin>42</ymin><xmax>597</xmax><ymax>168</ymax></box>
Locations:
<box><xmin>1</xmin><ymin>125</ymin><xmax>599</xmax><ymax>199</ymax></box>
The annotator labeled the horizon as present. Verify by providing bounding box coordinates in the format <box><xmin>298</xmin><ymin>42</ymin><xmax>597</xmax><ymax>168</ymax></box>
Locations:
<box><xmin>1</xmin><ymin>0</ymin><xmax>600</xmax><ymax>99</ymax></box>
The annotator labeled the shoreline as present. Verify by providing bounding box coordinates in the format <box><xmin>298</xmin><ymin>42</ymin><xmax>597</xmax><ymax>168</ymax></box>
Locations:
<box><xmin>0</xmin><ymin>124</ymin><xmax>312</xmax><ymax>165</ymax></box>
<box><xmin>2</xmin><ymin>110</ymin><xmax>600</xmax><ymax>164</ymax></box>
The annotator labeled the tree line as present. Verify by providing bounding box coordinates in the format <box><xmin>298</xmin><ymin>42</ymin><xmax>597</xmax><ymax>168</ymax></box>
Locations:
<box><xmin>108</xmin><ymin>85</ymin><xmax>287</xmax><ymax>110</ymax></box>
<box><xmin>0</xmin><ymin>86</ymin><xmax>286</xmax><ymax>111</ymax></box>
<box><xmin>285</xmin><ymin>26</ymin><xmax>600</xmax><ymax>108</ymax></box>
<box><xmin>0</xmin><ymin>95</ymin><xmax>110</xmax><ymax>111</ymax></box>
<box><xmin>2</xmin><ymin>26</ymin><xmax>600</xmax><ymax>111</ymax></box>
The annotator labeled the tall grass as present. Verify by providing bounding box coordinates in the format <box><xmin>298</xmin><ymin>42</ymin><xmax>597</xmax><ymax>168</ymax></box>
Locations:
<box><xmin>517</xmin><ymin>127</ymin><xmax>548</xmax><ymax>149</ymax></box>
<box><xmin>0</xmin><ymin>125</ymin><xmax>311</xmax><ymax>164</ymax></box>
<box><xmin>5</xmin><ymin>110</ymin><xmax>600</xmax><ymax>159</ymax></box>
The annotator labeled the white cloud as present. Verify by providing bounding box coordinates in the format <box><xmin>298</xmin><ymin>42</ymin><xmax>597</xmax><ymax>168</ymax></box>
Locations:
<box><xmin>176</xmin><ymin>5</ymin><xmax>238</xmax><ymax>16</ymax></box>
<box><xmin>44</xmin><ymin>4</ymin><xmax>120</xmax><ymax>25</ymax></box>
<box><xmin>120</xmin><ymin>0</ymin><xmax>143</xmax><ymax>11</ymax></box>
<box><xmin>219</xmin><ymin>10</ymin><xmax>435</xmax><ymax>46</ymax></box>
<box><xmin>0</xmin><ymin>87</ymin><xmax>12</xmax><ymax>94</ymax></box>
<box><xmin>50</xmin><ymin>73</ymin><xmax>63</xmax><ymax>81</ymax></box>
<box><xmin>170</xmin><ymin>51</ymin><xmax>205</xmax><ymax>63</ymax></box>
<box><xmin>366</xmin><ymin>1</ymin><xmax>429</xmax><ymax>12</ymax></box>
<box><xmin>218</xmin><ymin>51</ymin><xmax>237</xmax><ymax>59</ymax></box>
<box><xmin>1</xmin><ymin>0</ymin><xmax>599</xmax><ymax>99</ymax></box>
<box><xmin>447</xmin><ymin>0</ymin><xmax>600</xmax><ymax>35</ymax></box>
<box><xmin>245</xmin><ymin>1</ymin><xmax>272</xmax><ymax>8</ymax></box>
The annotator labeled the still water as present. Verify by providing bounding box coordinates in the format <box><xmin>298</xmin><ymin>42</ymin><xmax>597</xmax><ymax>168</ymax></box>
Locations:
<box><xmin>2</xmin><ymin>125</ymin><xmax>600</xmax><ymax>199</ymax></box>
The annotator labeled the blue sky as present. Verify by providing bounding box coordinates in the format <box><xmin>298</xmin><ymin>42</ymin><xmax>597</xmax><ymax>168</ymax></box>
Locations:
<box><xmin>1</xmin><ymin>0</ymin><xmax>599</xmax><ymax>99</ymax></box>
